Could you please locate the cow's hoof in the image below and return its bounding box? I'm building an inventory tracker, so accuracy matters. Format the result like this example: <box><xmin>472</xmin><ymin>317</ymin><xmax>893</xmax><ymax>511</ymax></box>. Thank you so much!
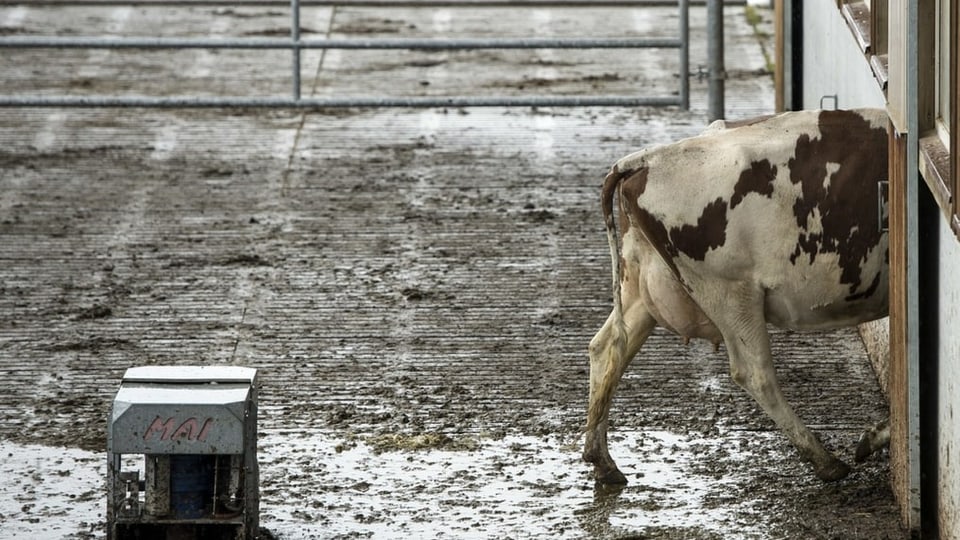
<box><xmin>855</xmin><ymin>420</ymin><xmax>890</xmax><ymax>462</ymax></box>
<box><xmin>594</xmin><ymin>466</ymin><xmax>628</xmax><ymax>485</ymax></box>
<box><xmin>854</xmin><ymin>434</ymin><xmax>874</xmax><ymax>463</ymax></box>
<box><xmin>815</xmin><ymin>459</ymin><xmax>851</xmax><ymax>482</ymax></box>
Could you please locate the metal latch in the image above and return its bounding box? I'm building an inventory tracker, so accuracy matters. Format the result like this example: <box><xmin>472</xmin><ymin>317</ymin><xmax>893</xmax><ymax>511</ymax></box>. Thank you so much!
<box><xmin>878</xmin><ymin>180</ymin><xmax>889</xmax><ymax>233</ymax></box>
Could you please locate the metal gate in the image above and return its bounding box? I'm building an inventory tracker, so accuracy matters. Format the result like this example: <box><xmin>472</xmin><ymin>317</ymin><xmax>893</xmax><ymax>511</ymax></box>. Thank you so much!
<box><xmin>0</xmin><ymin>0</ymin><xmax>690</xmax><ymax>108</ymax></box>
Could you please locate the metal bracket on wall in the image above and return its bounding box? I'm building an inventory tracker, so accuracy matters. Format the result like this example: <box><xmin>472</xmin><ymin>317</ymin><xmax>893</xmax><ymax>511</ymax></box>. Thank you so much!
<box><xmin>878</xmin><ymin>179</ymin><xmax>889</xmax><ymax>233</ymax></box>
<box><xmin>819</xmin><ymin>94</ymin><xmax>838</xmax><ymax>110</ymax></box>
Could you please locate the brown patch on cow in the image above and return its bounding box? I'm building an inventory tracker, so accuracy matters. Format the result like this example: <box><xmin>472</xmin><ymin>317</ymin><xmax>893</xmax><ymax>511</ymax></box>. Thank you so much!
<box><xmin>617</xmin><ymin>168</ymin><xmax>649</xmax><ymax>240</ymax></box>
<box><xmin>731</xmin><ymin>159</ymin><xmax>777</xmax><ymax>209</ymax></box>
<box><xmin>668</xmin><ymin>197</ymin><xmax>728</xmax><ymax>261</ymax></box>
<box><xmin>846</xmin><ymin>271</ymin><xmax>881</xmax><ymax>302</ymax></box>
<box><xmin>618</xmin><ymin>168</ymin><xmax>684</xmax><ymax>282</ymax></box>
<box><xmin>787</xmin><ymin>109</ymin><xmax>888</xmax><ymax>300</ymax></box>
<box><xmin>619</xmin><ymin>169</ymin><xmax>665</xmax><ymax>241</ymax></box>
<box><xmin>618</xmin><ymin>168</ymin><xmax>728</xmax><ymax>281</ymax></box>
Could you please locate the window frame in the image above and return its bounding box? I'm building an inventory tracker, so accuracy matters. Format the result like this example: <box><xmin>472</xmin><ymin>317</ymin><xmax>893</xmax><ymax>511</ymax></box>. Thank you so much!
<box><xmin>916</xmin><ymin>0</ymin><xmax>959</xmax><ymax>242</ymax></box>
<box><xmin>952</xmin><ymin>0</ymin><xmax>960</xmax><ymax>236</ymax></box>
<box><xmin>839</xmin><ymin>0</ymin><xmax>890</xmax><ymax>91</ymax></box>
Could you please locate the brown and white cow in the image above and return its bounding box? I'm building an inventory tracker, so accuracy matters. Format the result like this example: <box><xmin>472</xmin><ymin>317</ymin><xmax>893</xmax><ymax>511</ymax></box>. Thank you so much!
<box><xmin>584</xmin><ymin>108</ymin><xmax>890</xmax><ymax>484</ymax></box>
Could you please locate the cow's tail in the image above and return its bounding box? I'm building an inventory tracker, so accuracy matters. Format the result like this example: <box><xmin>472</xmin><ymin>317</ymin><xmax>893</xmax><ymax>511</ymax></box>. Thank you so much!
<box><xmin>601</xmin><ymin>166</ymin><xmax>627</xmax><ymax>345</ymax></box>
<box><xmin>586</xmin><ymin>165</ymin><xmax>631</xmax><ymax>432</ymax></box>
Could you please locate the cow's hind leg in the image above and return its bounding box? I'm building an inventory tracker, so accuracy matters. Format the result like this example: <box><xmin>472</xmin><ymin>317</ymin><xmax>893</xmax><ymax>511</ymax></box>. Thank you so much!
<box><xmin>710</xmin><ymin>284</ymin><xmax>851</xmax><ymax>481</ymax></box>
<box><xmin>583</xmin><ymin>302</ymin><xmax>656</xmax><ymax>485</ymax></box>
<box><xmin>855</xmin><ymin>418</ymin><xmax>890</xmax><ymax>462</ymax></box>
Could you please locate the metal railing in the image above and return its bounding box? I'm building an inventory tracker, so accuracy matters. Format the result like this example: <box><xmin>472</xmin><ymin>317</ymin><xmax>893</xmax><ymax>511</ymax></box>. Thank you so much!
<box><xmin>0</xmin><ymin>0</ymin><xmax>691</xmax><ymax>108</ymax></box>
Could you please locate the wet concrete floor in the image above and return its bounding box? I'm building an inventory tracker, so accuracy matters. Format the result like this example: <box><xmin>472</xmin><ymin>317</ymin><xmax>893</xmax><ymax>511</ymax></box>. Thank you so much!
<box><xmin>0</xmin><ymin>2</ymin><xmax>904</xmax><ymax>539</ymax></box>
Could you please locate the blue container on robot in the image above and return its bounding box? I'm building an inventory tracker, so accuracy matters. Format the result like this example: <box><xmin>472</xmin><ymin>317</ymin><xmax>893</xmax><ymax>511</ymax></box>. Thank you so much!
<box><xmin>169</xmin><ymin>455</ymin><xmax>215</xmax><ymax>518</ymax></box>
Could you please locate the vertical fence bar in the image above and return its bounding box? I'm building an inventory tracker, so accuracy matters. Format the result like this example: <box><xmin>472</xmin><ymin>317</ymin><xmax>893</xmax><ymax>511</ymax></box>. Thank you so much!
<box><xmin>291</xmin><ymin>0</ymin><xmax>301</xmax><ymax>101</ymax></box>
<box><xmin>678</xmin><ymin>0</ymin><xmax>689</xmax><ymax>109</ymax></box>
<box><xmin>706</xmin><ymin>0</ymin><xmax>724</xmax><ymax>120</ymax></box>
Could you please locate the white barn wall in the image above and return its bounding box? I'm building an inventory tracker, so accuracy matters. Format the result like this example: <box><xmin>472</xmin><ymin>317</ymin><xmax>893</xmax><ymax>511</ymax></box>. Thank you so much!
<box><xmin>937</xmin><ymin>219</ymin><xmax>960</xmax><ymax>538</ymax></box>
<box><xmin>799</xmin><ymin>0</ymin><xmax>890</xmax><ymax>395</ymax></box>
<box><xmin>801</xmin><ymin>0</ymin><xmax>886</xmax><ymax>110</ymax></box>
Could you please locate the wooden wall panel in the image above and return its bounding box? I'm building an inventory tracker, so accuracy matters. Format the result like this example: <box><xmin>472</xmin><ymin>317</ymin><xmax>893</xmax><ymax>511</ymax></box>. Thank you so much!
<box><xmin>888</xmin><ymin>125</ymin><xmax>918</xmax><ymax>528</ymax></box>
<box><xmin>886</xmin><ymin>0</ymin><xmax>907</xmax><ymax>131</ymax></box>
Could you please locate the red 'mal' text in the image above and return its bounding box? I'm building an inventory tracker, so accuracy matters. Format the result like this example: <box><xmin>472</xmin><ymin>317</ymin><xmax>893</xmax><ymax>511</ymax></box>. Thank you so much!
<box><xmin>143</xmin><ymin>416</ymin><xmax>214</xmax><ymax>442</ymax></box>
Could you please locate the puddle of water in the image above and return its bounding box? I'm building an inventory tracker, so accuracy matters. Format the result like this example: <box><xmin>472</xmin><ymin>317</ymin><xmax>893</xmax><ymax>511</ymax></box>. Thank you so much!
<box><xmin>0</xmin><ymin>440</ymin><xmax>104</xmax><ymax>539</ymax></box>
<box><xmin>258</xmin><ymin>430</ymin><xmax>775</xmax><ymax>539</ymax></box>
<box><xmin>0</xmin><ymin>429</ymin><xmax>777</xmax><ymax>539</ymax></box>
